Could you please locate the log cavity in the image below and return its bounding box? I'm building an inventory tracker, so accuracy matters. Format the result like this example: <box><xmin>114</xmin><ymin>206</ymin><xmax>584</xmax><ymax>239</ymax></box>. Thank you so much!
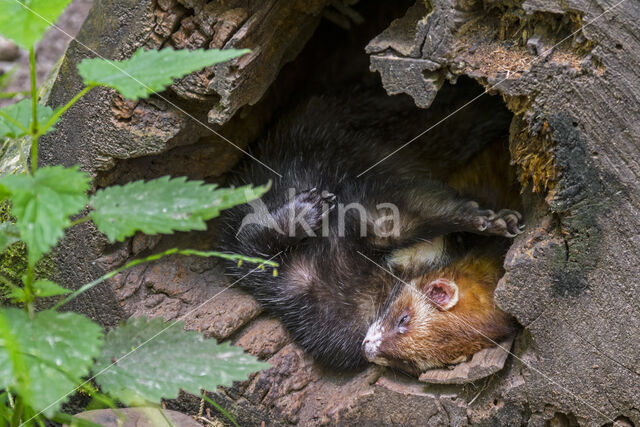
<box><xmin>105</xmin><ymin>0</ymin><xmax>525</xmax><ymax>406</ymax></box>
<box><xmin>208</xmin><ymin>0</ymin><xmax>523</xmax><ymax>385</ymax></box>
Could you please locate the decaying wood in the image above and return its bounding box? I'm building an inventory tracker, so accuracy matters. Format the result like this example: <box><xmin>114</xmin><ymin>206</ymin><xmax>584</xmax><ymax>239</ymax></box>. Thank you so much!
<box><xmin>419</xmin><ymin>337</ymin><xmax>515</xmax><ymax>385</ymax></box>
<box><xmin>33</xmin><ymin>0</ymin><xmax>640</xmax><ymax>424</ymax></box>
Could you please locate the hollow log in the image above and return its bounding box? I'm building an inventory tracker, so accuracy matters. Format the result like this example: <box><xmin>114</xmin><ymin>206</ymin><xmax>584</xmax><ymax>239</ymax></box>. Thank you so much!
<box><xmin>36</xmin><ymin>0</ymin><xmax>640</xmax><ymax>424</ymax></box>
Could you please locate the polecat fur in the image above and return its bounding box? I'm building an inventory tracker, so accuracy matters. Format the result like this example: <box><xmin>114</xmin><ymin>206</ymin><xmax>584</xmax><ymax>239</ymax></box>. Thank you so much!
<box><xmin>218</xmin><ymin>85</ymin><xmax>522</xmax><ymax>370</ymax></box>
<box><xmin>363</xmin><ymin>139</ymin><xmax>521</xmax><ymax>373</ymax></box>
<box><xmin>363</xmin><ymin>249</ymin><xmax>517</xmax><ymax>373</ymax></box>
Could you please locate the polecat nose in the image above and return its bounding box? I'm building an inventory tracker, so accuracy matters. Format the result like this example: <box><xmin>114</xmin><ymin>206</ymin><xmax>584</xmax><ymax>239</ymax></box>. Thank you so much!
<box><xmin>362</xmin><ymin>339</ymin><xmax>376</xmax><ymax>360</ymax></box>
<box><xmin>363</xmin><ymin>321</ymin><xmax>384</xmax><ymax>360</ymax></box>
<box><xmin>362</xmin><ymin>335</ymin><xmax>382</xmax><ymax>361</ymax></box>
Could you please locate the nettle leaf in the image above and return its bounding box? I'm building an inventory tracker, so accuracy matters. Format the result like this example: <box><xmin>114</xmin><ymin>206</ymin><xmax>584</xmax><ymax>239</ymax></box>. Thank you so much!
<box><xmin>6</xmin><ymin>280</ymin><xmax>69</xmax><ymax>303</ymax></box>
<box><xmin>77</xmin><ymin>47</ymin><xmax>249</xmax><ymax>100</ymax></box>
<box><xmin>4</xmin><ymin>287</ymin><xmax>26</xmax><ymax>303</ymax></box>
<box><xmin>0</xmin><ymin>222</ymin><xmax>20</xmax><ymax>251</ymax></box>
<box><xmin>0</xmin><ymin>0</ymin><xmax>73</xmax><ymax>50</ymax></box>
<box><xmin>0</xmin><ymin>308</ymin><xmax>103</xmax><ymax>417</ymax></box>
<box><xmin>89</xmin><ymin>176</ymin><xmax>268</xmax><ymax>242</ymax></box>
<box><xmin>32</xmin><ymin>279</ymin><xmax>70</xmax><ymax>297</ymax></box>
<box><xmin>0</xmin><ymin>166</ymin><xmax>90</xmax><ymax>264</ymax></box>
<box><xmin>94</xmin><ymin>317</ymin><xmax>269</xmax><ymax>406</ymax></box>
<box><xmin>0</xmin><ymin>99</ymin><xmax>56</xmax><ymax>139</ymax></box>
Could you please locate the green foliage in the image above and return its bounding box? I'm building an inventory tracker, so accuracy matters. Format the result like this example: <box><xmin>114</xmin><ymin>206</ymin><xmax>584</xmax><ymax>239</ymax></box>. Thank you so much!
<box><xmin>0</xmin><ymin>0</ymin><xmax>73</xmax><ymax>49</ymax></box>
<box><xmin>90</xmin><ymin>177</ymin><xmax>268</xmax><ymax>242</ymax></box>
<box><xmin>0</xmin><ymin>308</ymin><xmax>103</xmax><ymax>417</ymax></box>
<box><xmin>0</xmin><ymin>166</ymin><xmax>90</xmax><ymax>265</ymax></box>
<box><xmin>94</xmin><ymin>317</ymin><xmax>269</xmax><ymax>406</ymax></box>
<box><xmin>0</xmin><ymin>240</ymin><xmax>57</xmax><ymax>304</ymax></box>
<box><xmin>78</xmin><ymin>47</ymin><xmax>249</xmax><ymax>100</ymax></box>
<box><xmin>0</xmin><ymin>2</ymin><xmax>268</xmax><ymax>425</ymax></box>
<box><xmin>31</xmin><ymin>279</ymin><xmax>70</xmax><ymax>297</ymax></box>
<box><xmin>0</xmin><ymin>99</ymin><xmax>55</xmax><ymax>139</ymax></box>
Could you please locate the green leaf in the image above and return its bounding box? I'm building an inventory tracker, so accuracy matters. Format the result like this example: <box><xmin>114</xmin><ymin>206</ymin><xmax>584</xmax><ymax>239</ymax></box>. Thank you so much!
<box><xmin>89</xmin><ymin>177</ymin><xmax>268</xmax><ymax>242</ymax></box>
<box><xmin>4</xmin><ymin>279</ymin><xmax>67</xmax><ymax>303</ymax></box>
<box><xmin>0</xmin><ymin>99</ymin><xmax>55</xmax><ymax>138</ymax></box>
<box><xmin>4</xmin><ymin>287</ymin><xmax>26</xmax><ymax>303</ymax></box>
<box><xmin>0</xmin><ymin>166</ymin><xmax>90</xmax><ymax>264</ymax></box>
<box><xmin>0</xmin><ymin>308</ymin><xmax>104</xmax><ymax>417</ymax></box>
<box><xmin>94</xmin><ymin>317</ymin><xmax>269</xmax><ymax>406</ymax></box>
<box><xmin>77</xmin><ymin>47</ymin><xmax>249</xmax><ymax>100</ymax></box>
<box><xmin>0</xmin><ymin>222</ymin><xmax>20</xmax><ymax>251</ymax></box>
<box><xmin>32</xmin><ymin>279</ymin><xmax>70</xmax><ymax>297</ymax></box>
<box><xmin>0</xmin><ymin>0</ymin><xmax>73</xmax><ymax>50</ymax></box>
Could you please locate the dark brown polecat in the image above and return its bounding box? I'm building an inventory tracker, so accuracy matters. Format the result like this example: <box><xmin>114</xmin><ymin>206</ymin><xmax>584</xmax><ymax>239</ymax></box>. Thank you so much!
<box><xmin>218</xmin><ymin>84</ymin><xmax>523</xmax><ymax>370</ymax></box>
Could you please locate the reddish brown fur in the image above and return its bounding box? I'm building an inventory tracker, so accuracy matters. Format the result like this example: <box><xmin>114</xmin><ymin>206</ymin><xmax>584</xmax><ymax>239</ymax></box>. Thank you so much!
<box><xmin>372</xmin><ymin>252</ymin><xmax>516</xmax><ymax>373</ymax></box>
<box><xmin>366</xmin><ymin>138</ymin><xmax>521</xmax><ymax>373</ymax></box>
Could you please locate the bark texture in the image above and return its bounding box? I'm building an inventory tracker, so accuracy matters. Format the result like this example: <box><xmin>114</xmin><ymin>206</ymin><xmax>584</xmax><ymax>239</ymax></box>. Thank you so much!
<box><xmin>34</xmin><ymin>0</ymin><xmax>640</xmax><ymax>425</ymax></box>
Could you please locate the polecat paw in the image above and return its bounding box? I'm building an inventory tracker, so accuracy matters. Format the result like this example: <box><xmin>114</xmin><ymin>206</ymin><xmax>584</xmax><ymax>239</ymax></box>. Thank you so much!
<box><xmin>466</xmin><ymin>202</ymin><xmax>524</xmax><ymax>238</ymax></box>
<box><xmin>294</xmin><ymin>188</ymin><xmax>336</xmax><ymax>231</ymax></box>
<box><xmin>478</xmin><ymin>209</ymin><xmax>524</xmax><ymax>237</ymax></box>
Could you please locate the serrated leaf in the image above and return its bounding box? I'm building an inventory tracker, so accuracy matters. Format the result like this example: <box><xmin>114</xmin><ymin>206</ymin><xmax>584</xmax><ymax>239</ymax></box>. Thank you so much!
<box><xmin>77</xmin><ymin>47</ymin><xmax>249</xmax><ymax>101</ymax></box>
<box><xmin>0</xmin><ymin>166</ymin><xmax>90</xmax><ymax>264</ymax></box>
<box><xmin>0</xmin><ymin>222</ymin><xmax>20</xmax><ymax>251</ymax></box>
<box><xmin>94</xmin><ymin>317</ymin><xmax>269</xmax><ymax>405</ymax></box>
<box><xmin>89</xmin><ymin>176</ymin><xmax>268</xmax><ymax>242</ymax></box>
<box><xmin>32</xmin><ymin>279</ymin><xmax>70</xmax><ymax>297</ymax></box>
<box><xmin>7</xmin><ymin>280</ymin><xmax>70</xmax><ymax>303</ymax></box>
<box><xmin>0</xmin><ymin>308</ymin><xmax>103</xmax><ymax>417</ymax></box>
<box><xmin>0</xmin><ymin>99</ymin><xmax>56</xmax><ymax>138</ymax></box>
<box><xmin>4</xmin><ymin>286</ymin><xmax>26</xmax><ymax>303</ymax></box>
<box><xmin>0</xmin><ymin>0</ymin><xmax>73</xmax><ymax>49</ymax></box>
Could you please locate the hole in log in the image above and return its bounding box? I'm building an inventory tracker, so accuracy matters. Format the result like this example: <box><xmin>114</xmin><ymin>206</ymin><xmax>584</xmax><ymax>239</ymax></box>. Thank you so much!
<box><xmin>209</xmin><ymin>5</ymin><xmax>524</xmax><ymax>385</ymax></box>
<box><xmin>101</xmin><ymin>0</ymin><xmax>529</xmax><ymax>413</ymax></box>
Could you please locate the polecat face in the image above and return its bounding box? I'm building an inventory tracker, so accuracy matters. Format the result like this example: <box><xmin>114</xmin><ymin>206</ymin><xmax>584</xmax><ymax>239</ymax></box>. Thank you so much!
<box><xmin>362</xmin><ymin>278</ymin><xmax>461</xmax><ymax>373</ymax></box>
<box><xmin>362</xmin><ymin>255</ymin><xmax>516</xmax><ymax>374</ymax></box>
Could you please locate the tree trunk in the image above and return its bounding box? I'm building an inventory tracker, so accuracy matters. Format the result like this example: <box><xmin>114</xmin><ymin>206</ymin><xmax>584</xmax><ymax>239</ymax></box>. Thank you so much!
<box><xmin>38</xmin><ymin>0</ymin><xmax>640</xmax><ymax>425</ymax></box>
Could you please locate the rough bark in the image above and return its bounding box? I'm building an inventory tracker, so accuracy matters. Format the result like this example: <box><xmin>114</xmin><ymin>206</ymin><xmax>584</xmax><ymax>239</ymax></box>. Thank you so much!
<box><xmin>366</xmin><ymin>0</ymin><xmax>640</xmax><ymax>424</ymax></box>
<box><xmin>32</xmin><ymin>0</ymin><xmax>640</xmax><ymax>425</ymax></box>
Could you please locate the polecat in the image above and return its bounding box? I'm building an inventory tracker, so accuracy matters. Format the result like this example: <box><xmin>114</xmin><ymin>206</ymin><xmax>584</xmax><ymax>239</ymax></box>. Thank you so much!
<box><xmin>363</xmin><ymin>139</ymin><xmax>521</xmax><ymax>374</ymax></box>
<box><xmin>363</xmin><ymin>249</ymin><xmax>516</xmax><ymax>374</ymax></box>
<box><xmin>218</xmin><ymin>85</ymin><xmax>522</xmax><ymax>369</ymax></box>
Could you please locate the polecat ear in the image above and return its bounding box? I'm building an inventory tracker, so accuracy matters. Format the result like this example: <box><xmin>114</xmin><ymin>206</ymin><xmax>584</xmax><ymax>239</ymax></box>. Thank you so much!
<box><xmin>425</xmin><ymin>278</ymin><xmax>459</xmax><ymax>311</ymax></box>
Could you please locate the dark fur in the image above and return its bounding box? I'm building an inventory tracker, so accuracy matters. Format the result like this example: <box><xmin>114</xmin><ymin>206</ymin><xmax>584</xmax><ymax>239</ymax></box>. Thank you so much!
<box><xmin>218</xmin><ymin>86</ymin><xmax>518</xmax><ymax>369</ymax></box>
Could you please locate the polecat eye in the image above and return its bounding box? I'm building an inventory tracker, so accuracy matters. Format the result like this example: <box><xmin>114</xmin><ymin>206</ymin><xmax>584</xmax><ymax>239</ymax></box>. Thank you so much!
<box><xmin>397</xmin><ymin>314</ymin><xmax>410</xmax><ymax>328</ymax></box>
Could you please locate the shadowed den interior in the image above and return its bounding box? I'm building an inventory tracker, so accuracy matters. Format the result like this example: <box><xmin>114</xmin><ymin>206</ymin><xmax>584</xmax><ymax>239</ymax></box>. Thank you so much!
<box><xmin>215</xmin><ymin>0</ymin><xmax>524</xmax><ymax>378</ymax></box>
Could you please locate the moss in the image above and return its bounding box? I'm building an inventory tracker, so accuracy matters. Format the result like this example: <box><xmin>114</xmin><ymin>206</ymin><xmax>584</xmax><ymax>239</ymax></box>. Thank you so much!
<box><xmin>511</xmin><ymin>117</ymin><xmax>558</xmax><ymax>194</ymax></box>
<box><xmin>0</xmin><ymin>203</ymin><xmax>58</xmax><ymax>303</ymax></box>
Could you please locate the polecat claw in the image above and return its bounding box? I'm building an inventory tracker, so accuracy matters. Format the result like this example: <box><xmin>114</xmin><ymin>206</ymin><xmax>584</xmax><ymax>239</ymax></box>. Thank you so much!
<box><xmin>465</xmin><ymin>203</ymin><xmax>524</xmax><ymax>237</ymax></box>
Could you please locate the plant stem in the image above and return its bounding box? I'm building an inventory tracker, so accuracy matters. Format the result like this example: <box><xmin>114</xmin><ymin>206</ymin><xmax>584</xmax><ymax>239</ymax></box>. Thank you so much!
<box><xmin>23</xmin><ymin>264</ymin><xmax>34</xmax><ymax>315</ymax></box>
<box><xmin>36</xmin><ymin>85</ymin><xmax>94</xmax><ymax>137</ymax></box>
<box><xmin>28</xmin><ymin>46</ymin><xmax>38</xmax><ymax>176</ymax></box>
<box><xmin>53</xmin><ymin>248</ymin><xmax>278</xmax><ymax>310</ymax></box>
<box><xmin>10</xmin><ymin>396</ymin><xmax>22</xmax><ymax>427</ymax></box>
<box><xmin>69</xmin><ymin>216</ymin><xmax>90</xmax><ymax>228</ymax></box>
<box><xmin>0</xmin><ymin>91</ymin><xmax>30</xmax><ymax>99</ymax></box>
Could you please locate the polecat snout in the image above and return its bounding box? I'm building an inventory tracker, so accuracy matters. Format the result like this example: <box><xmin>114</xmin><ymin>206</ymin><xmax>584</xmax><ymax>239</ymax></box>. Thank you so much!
<box><xmin>363</xmin><ymin>251</ymin><xmax>517</xmax><ymax>374</ymax></box>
